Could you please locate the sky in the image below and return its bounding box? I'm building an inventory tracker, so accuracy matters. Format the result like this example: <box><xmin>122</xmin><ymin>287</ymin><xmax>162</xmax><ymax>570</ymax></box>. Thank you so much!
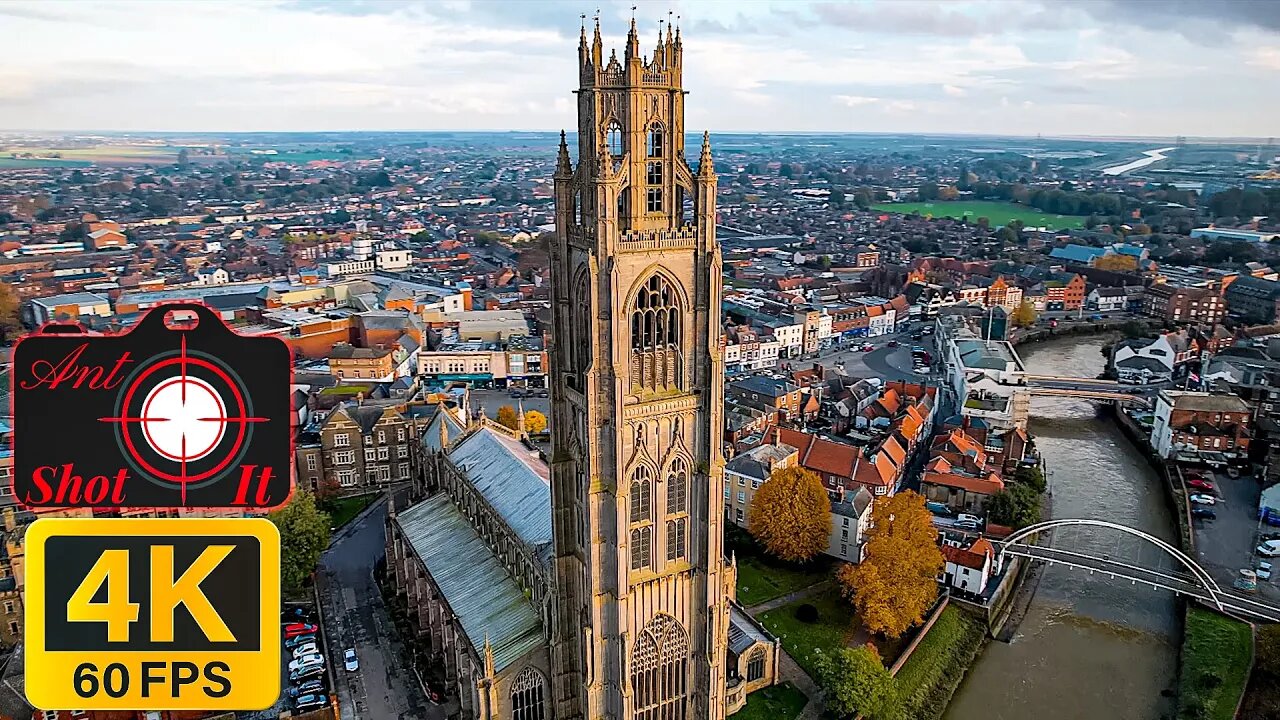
<box><xmin>2</xmin><ymin>0</ymin><xmax>1278</xmax><ymax>138</ymax></box>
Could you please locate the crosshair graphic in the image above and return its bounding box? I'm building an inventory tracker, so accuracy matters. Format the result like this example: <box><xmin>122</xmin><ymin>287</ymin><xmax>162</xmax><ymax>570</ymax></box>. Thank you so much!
<box><xmin>98</xmin><ymin>334</ymin><xmax>269</xmax><ymax>504</ymax></box>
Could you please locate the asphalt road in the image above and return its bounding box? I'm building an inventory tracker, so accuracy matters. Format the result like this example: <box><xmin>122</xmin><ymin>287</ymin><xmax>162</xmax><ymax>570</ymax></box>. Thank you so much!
<box><xmin>317</xmin><ymin>490</ymin><xmax>442</xmax><ymax>720</ymax></box>
<box><xmin>469</xmin><ymin>388</ymin><xmax>550</xmax><ymax>421</ymax></box>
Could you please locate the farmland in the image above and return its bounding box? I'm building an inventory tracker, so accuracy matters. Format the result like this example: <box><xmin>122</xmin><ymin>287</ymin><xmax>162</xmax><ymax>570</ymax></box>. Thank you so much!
<box><xmin>871</xmin><ymin>200</ymin><xmax>1088</xmax><ymax>230</ymax></box>
<box><xmin>0</xmin><ymin>144</ymin><xmax>180</xmax><ymax>167</ymax></box>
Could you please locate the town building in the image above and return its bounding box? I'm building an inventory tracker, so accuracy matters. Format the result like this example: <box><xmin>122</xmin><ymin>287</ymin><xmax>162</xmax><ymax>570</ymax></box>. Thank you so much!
<box><xmin>723</xmin><ymin>441</ymin><xmax>798</xmax><ymax>527</ymax></box>
<box><xmin>1142</xmin><ymin>284</ymin><xmax>1227</xmax><ymax>325</ymax></box>
<box><xmin>1223</xmin><ymin>274</ymin><xmax>1280</xmax><ymax>323</ymax></box>
<box><xmin>1150</xmin><ymin>390</ymin><xmax>1252</xmax><ymax>465</ymax></box>
<box><xmin>828</xmin><ymin>487</ymin><xmax>873</xmax><ymax>564</ymax></box>
<box><xmin>937</xmin><ymin>313</ymin><xmax>1030</xmax><ymax>431</ymax></box>
<box><xmin>330</xmin><ymin>343</ymin><xmax>395</xmax><ymax>382</ymax></box>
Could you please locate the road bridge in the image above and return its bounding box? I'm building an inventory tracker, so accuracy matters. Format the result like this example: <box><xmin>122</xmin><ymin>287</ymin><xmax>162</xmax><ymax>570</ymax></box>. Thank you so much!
<box><xmin>996</xmin><ymin>519</ymin><xmax>1280</xmax><ymax>623</ymax></box>
<box><xmin>1022</xmin><ymin>374</ymin><xmax>1164</xmax><ymax>404</ymax></box>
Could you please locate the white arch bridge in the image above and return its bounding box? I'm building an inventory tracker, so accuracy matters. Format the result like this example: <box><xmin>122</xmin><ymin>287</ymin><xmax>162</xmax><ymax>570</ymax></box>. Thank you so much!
<box><xmin>995</xmin><ymin>519</ymin><xmax>1280</xmax><ymax>622</ymax></box>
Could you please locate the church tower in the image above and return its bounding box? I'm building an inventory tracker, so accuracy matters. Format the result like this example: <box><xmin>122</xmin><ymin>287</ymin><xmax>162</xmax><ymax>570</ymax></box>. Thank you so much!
<box><xmin>549</xmin><ymin>15</ymin><xmax>732</xmax><ymax>720</ymax></box>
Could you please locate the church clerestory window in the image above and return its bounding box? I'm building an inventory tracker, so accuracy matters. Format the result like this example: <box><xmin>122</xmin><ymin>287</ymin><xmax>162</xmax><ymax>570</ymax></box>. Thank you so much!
<box><xmin>648</xmin><ymin>123</ymin><xmax>664</xmax><ymax>158</ymax></box>
<box><xmin>630</xmin><ymin>526</ymin><xmax>652</xmax><ymax>570</ymax></box>
<box><xmin>630</xmin><ymin>274</ymin><xmax>683</xmax><ymax>392</ymax></box>
<box><xmin>510</xmin><ymin>667</ymin><xmax>547</xmax><ymax>720</ymax></box>
<box><xmin>629</xmin><ymin>466</ymin><xmax>652</xmax><ymax>523</ymax></box>
<box><xmin>666</xmin><ymin>457</ymin><xmax>687</xmax><ymax>515</ymax></box>
<box><xmin>607</xmin><ymin>120</ymin><xmax>624</xmax><ymax>158</ymax></box>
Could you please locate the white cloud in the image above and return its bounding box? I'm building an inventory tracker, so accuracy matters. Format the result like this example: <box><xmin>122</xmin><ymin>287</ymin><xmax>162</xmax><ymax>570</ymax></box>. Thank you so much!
<box><xmin>1248</xmin><ymin>47</ymin><xmax>1280</xmax><ymax>70</ymax></box>
<box><xmin>835</xmin><ymin>95</ymin><xmax>880</xmax><ymax>107</ymax></box>
<box><xmin>943</xmin><ymin>84</ymin><xmax>966</xmax><ymax>97</ymax></box>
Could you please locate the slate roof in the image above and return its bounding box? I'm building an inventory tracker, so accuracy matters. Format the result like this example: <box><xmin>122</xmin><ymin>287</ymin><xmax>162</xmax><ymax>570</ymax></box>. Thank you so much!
<box><xmin>448</xmin><ymin>426</ymin><xmax>553</xmax><ymax>559</ymax></box>
<box><xmin>422</xmin><ymin>407</ymin><xmax>467</xmax><ymax>452</ymax></box>
<box><xmin>1048</xmin><ymin>244</ymin><xmax>1104</xmax><ymax>263</ymax></box>
<box><xmin>396</xmin><ymin>494</ymin><xmax>544</xmax><ymax>672</ymax></box>
<box><xmin>727</xmin><ymin>602</ymin><xmax>775</xmax><ymax>656</ymax></box>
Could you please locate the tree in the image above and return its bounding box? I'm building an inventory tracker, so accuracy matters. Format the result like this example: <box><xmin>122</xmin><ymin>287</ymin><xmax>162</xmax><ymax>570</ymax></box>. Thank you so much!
<box><xmin>996</xmin><ymin>226</ymin><xmax>1017</xmax><ymax>246</ymax></box>
<box><xmin>524</xmin><ymin>409</ymin><xmax>547</xmax><ymax>434</ymax></box>
<box><xmin>1094</xmin><ymin>253</ymin><xmax>1138</xmax><ymax>271</ymax></box>
<box><xmin>1011</xmin><ymin>300</ymin><xmax>1038</xmax><ymax>328</ymax></box>
<box><xmin>987</xmin><ymin>483</ymin><xmax>1041</xmax><ymax>528</ymax></box>
<box><xmin>816</xmin><ymin>646</ymin><xmax>900</xmax><ymax>720</ymax></box>
<box><xmin>496</xmin><ymin>405</ymin><xmax>519</xmax><ymax>431</ymax></box>
<box><xmin>841</xmin><ymin>490</ymin><xmax>943</xmax><ymax>638</ymax></box>
<box><xmin>1012</xmin><ymin>465</ymin><xmax>1047</xmax><ymax>494</ymax></box>
<box><xmin>976</xmin><ymin>216</ymin><xmax>990</xmax><ymax>230</ymax></box>
<box><xmin>829</xmin><ymin>188</ymin><xmax>846</xmax><ymax>208</ymax></box>
<box><xmin>268</xmin><ymin>491</ymin><xmax>332</xmax><ymax>593</ymax></box>
<box><xmin>0</xmin><ymin>282</ymin><xmax>20</xmax><ymax>340</ymax></box>
<box><xmin>747</xmin><ymin>466</ymin><xmax>832</xmax><ymax>563</ymax></box>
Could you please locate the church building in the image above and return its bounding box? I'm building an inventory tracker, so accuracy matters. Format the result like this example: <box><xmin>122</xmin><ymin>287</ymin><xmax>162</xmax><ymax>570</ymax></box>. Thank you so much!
<box><xmin>385</xmin><ymin>17</ymin><xmax>780</xmax><ymax>720</ymax></box>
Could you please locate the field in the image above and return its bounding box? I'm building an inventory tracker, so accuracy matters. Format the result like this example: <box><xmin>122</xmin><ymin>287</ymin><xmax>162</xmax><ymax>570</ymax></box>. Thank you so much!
<box><xmin>757</xmin><ymin>588</ymin><xmax>855</xmax><ymax>681</ymax></box>
<box><xmin>1177</xmin><ymin>606</ymin><xmax>1252</xmax><ymax>720</ymax></box>
<box><xmin>871</xmin><ymin>200</ymin><xmax>1087</xmax><ymax>230</ymax></box>
<box><xmin>228</xmin><ymin>148</ymin><xmax>355</xmax><ymax>163</ymax></box>
<box><xmin>1</xmin><ymin>144</ymin><xmax>180</xmax><ymax>167</ymax></box>
<box><xmin>735</xmin><ymin>555</ymin><xmax>830</xmax><ymax>607</ymax></box>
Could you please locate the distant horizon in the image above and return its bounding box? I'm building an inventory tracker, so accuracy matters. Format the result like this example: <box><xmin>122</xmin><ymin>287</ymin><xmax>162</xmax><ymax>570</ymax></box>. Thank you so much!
<box><xmin>1</xmin><ymin>128</ymin><xmax>1273</xmax><ymax>146</ymax></box>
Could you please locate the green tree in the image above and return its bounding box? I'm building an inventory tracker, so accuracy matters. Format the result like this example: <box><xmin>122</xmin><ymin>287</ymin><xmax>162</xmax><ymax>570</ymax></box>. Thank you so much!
<box><xmin>830</xmin><ymin>188</ymin><xmax>846</xmax><ymax>208</ymax></box>
<box><xmin>987</xmin><ymin>483</ymin><xmax>1041</xmax><ymax>528</ymax></box>
<box><xmin>996</xmin><ymin>226</ymin><xmax>1018</xmax><ymax>246</ymax></box>
<box><xmin>1012</xmin><ymin>465</ymin><xmax>1047</xmax><ymax>494</ymax></box>
<box><xmin>269</xmin><ymin>491</ymin><xmax>332</xmax><ymax>593</ymax></box>
<box><xmin>976</xmin><ymin>216</ymin><xmax>990</xmax><ymax>230</ymax></box>
<box><xmin>816</xmin><ymin>646</ymin><xmax>900</xmax><ymax>720</ymax></box>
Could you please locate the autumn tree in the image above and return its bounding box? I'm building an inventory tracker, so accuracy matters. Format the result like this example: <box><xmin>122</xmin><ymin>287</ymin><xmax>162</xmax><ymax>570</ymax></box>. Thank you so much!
<box><xmin>524</xmin><ymin>409</ymin><xmax>547</xmax><ymax>434</ymax></box>
<box><xmin>840</xmin><ymin>490</ymin><xmax>943</xmax><ymax>638</ymax></box>
<box><xmin>0</xmin><ymin>282</ymin><xmax>20</xmax><ymax>340</ymax></box>
<box><xmin>817</xmin><ymin>645</ymin><xmax>900</xmax><ymax>720</ymax></box>
<box><xmin>747</xmin><ymin>466</ymin><xmax>832</xmax><ymax>563</ymax></box>
<box><xmin>269</xmin><ymin>491</ymin><xmax>332</xmax><ymax>593</ymax></box>
<box><xmin>1094</xmin><ymin>253</ymin><xmax>1138</xmax><ymax>271</ymax></box>
<box><xmin>1011</xmin><ymin>300</ymin><xmax>1038</xmax><ymax>328</ymax></box>
<box><xmin>496</xmin><ymin>405</ymin><xmax>519</xmax><ymax>431</ymax></box>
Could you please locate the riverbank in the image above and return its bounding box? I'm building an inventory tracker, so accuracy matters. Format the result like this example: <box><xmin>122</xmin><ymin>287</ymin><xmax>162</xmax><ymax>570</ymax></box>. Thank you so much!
<box><xmin>893</xmin><ymin>606</ymin><xmax>989</xmax><ymax>720</ymax></box>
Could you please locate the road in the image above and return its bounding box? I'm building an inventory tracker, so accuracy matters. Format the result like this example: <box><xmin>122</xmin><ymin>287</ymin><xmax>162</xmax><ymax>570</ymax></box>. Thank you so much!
<box><xmin>469</xmin><ymin>388</ymin><xmax>550</xmax><ymax>421</ymax></box>
<box><xmin>316</xmin><ymin>490</ymin><xmax>441</xmax><ymax>720</ymax></box>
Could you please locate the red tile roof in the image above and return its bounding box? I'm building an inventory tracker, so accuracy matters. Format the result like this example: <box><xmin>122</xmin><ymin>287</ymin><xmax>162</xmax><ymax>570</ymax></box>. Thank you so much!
<box><xmin>922</xmin><ymin>470</ymin><xmax>1005</xmax><ymax>496</ymax></box>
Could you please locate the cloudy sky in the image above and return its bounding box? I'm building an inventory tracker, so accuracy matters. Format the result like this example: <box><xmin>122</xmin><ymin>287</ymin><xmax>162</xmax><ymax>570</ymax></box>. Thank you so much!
<box><xmin>2</xmin><ymin>0</ymin><xmax>1277</xmax><ymax>138</ymax></box>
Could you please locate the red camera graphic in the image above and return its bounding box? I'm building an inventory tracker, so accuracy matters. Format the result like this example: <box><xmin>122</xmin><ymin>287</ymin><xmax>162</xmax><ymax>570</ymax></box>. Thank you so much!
<box><xmin>12</xmin><ymin>303</ymin><xmax>291</xmax><ymax>509</ymax></box>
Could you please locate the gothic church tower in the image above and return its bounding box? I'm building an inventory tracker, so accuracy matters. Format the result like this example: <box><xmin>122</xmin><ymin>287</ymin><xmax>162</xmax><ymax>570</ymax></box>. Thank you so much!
<box><xmin>548</xmin><ymin>16</ymin><xmax>733</xmax><ymax>720</ymax></box>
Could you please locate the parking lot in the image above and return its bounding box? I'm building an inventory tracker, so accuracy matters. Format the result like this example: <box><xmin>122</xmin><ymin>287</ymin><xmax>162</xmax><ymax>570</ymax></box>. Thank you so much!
<box><xmin>469</xmin><ymin>388</ymin><xmax>549</xmax><ymax>421</ymax></box>
<box><xmin>1185</xmin><ymin>468</ymin><xmax>1280</xmax><ymax>599</ymax></box>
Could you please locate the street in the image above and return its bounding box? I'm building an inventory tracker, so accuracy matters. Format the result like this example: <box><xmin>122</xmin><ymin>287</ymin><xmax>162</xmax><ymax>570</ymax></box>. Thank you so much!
<box><xmin>469</xmin><ymin>388</ymin><xmax>550</xmax><ymax>420</ymax></box>
<box><xmin>316</xmin><ymin>490</ymin><xmax>441</xmax><ymax>720</ymax></box>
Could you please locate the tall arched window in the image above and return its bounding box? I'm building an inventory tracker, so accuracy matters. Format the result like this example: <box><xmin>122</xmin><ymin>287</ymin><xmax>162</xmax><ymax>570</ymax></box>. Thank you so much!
<box><xmin>648</xmin><ymin>123</ymin><xmax>664</xmax><ymax>158</ymax></box>
<box><xmin>746</xmin><ymin>648</ymin><xmax>766</xmax><ymax>682</ymax></box>
<box><xmin>630</xmin><ymin>274</ymin><xmax>683</xmax><ymax>392</ymax></box>
<box><xmin>666</xmin><ymin>457</ymin><xmax>687</xmax><ymax>515</ymax></box>
<box><xmin>607</xmin><ymin>120</ymin><xmax>624</xmax><ymax>158</ymax></box>
<box><xmin>630</xmin><ymin>526</ymin><xmax>652</xmax><ymax>570</ymax></box>
<box><xmin>630</xmin><ymin>614</ymin><xmax>689</xmax><ymax>720</ymax></box>
<box><xmin>511</xmin><ymin>667</ymin><xmax>546</xmax><ymax>720</ymax></box>
<box><xmin>571</xmin><ymin>267</ymin><xmax>592</xmax><ymax>386</ymax></box>
<box><xmin>665</xmin><ymin>517</ymin><xmax>686</xmax><ymax>561</ymax></box>
<box><xmin>629</xmin><ymin>466</ymin><xmax>652</xmax><ymax>523</ymax></box>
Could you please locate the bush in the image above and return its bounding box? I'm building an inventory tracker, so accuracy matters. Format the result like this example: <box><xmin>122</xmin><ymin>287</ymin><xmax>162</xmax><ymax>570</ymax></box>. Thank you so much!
<box><xmin>795</xmin><ymin>604</ymin><xmax>819</xmax><ymax>623</ymax></box>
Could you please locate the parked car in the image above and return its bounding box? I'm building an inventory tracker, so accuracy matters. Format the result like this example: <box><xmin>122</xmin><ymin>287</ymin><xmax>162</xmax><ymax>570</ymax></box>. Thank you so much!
<box><xmin>1257</xmin><ymin>540</ymin><xmax>1280</xmax><ymax>557</ymax></box>
<box><xmin>536</xmin><ymin>389</ymin><xmax>549</xmax><ymax>398</ymax></box>
<box><xmin>285</xmin><ymin>632</ymin><xmax>317</xmax><ymax>650</ymax></box>
<box><xmin>887</xmin><ymin>340</ymin><xmax>899</xmax><ymax>348</ymax></box>
<box><xmin>861</xmin><ymin>343</ymin><xmax>875</xmax><ymax>352</ymax></box>
<box><xmin>290</xmin><ymin>680</ymin><xmax>326</xmax><ymax>697</ymax></box>
<box><xmin>296</xmin><ymin>694</ymin><xmax>328</xmax><ymax>711</ymax></box>
<box><xmin>1187</xmin><ymin>478</ymin><xmax>1215</xmax><ymax>492</ymax></box>
<box><xmin>284</xmin><ymin>623</ymin><xmax>318</xmax><ymax>638</ymax></box>
<box><xmin>954</xmin><ymin>520</ymin><xmax>981</xmax><ymax>531</ymax></box>
<box><xmin>289</xmin><ymin>655</ymin><xmax>325</xmax><ymax>673</ymax></box>
<box><xmin>1259</xmin><ymin>562</ymin><xmax>1273</xmax><ymax>581</ymax></box>
<box><xmin>510</xmin><ymin>389</ymin><xmax>525</xmax><ymax>399</ymax></box>
<box><xmin>957</xmin><ymin>513</ymin><xmax>982</xmax><ymax>525</ymax></box>
<box><xmin>289</xmin><ymin>665</ymin><xmax>325</xmax><ymax>683</ymax></box>
<box><xmin>1191</xmin><ymin>507</ymin><xmax>1216</xmax><ymax>520</ymax></box>
<box><xmin>1189</xmin><ymin>494</ymin><xmax>1216</xmax><ymax>506</ymax></box>
<box><xmin>1261</xmin><ymin>532</ymin><xmax>1280</xmax><ymax>543</ymax></box>
<box><xmin>292</xmin><ymin>643</ymin><xmax>320</xmax><ymax>660</ymax></box>
<box><xmin>926</xmin><ymin>501</ymin><xmax>953</xmax><ymax>517</ymax></box>
<box><xmin>344</xmin><ymin>648</ymin><xmax>359</xmax><ymax>672</ymax></box>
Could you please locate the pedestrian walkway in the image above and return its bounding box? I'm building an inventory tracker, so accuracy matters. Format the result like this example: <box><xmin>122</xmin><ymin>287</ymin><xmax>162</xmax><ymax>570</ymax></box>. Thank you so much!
<box><xmin>776</xmin><ymin>650</ymin><xmax>826</xmax><ymax>720</ymax></box>
<box><xmin>745</xmin><ymin>579</ymin><xmax>833</xmax><ymax>615</ymax></box>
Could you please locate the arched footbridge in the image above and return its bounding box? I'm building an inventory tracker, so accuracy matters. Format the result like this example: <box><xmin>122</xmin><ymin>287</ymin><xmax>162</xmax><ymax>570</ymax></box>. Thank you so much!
<box><xmin>996</xmin><ymin>518</ymin><xmax>1280</xmax><ymax>622</ymax></box>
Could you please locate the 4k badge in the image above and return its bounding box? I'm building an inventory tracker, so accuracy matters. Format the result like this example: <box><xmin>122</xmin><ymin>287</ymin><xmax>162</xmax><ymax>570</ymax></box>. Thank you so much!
<box><xmin>13</xmin><ymin>303</ymin><xmax>291</xmax><ymax>508</ymax></box>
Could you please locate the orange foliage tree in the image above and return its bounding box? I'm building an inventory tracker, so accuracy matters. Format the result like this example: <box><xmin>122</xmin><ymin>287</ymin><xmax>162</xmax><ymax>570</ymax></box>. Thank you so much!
<box><xmin>839</xmin><ymin>490</ymin><xmax>943</xmax><ymax>638</ymax></box>
<box><xmin>1094</xmin><ymin>253</ymin><xmax>1138</xmax><ymax>271</ymax></box>
<box><xmin>524</xmin><ymin>409</ymin><xmax>548</xmax><ymax>434</ymax></box>
<box><xmin>747</xmin><ymin>465</ymin><xmax>832</xmax><ymax>563</ymax></box>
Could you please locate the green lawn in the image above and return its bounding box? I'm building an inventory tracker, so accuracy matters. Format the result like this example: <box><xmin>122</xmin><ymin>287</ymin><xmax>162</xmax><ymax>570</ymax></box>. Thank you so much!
<box><xmin>322</xmin><ymin>493</ymin><xmax>378</xmax><ymax>529</ymax></box>
<box><xmin>1178</xmin><ymin>606</ymin><xmax>1253</xmax><ymax>720</ymax></box>
<box><xmin>758</xmin><ymin>588</ymin><xmax>855</xmax><ymax>681</ymax></box>
<box><xmin>736</xmin><ymin>555</ymin><xmax>830</xmax><ymax>607</ymax></box>
<box><xmin>871</xmin><ymin>200</ymin><xmax>1087</xmax><ymax>230</ymax></box>
<box><xmin>894</xmin><ymin>606</ymin><xmax>989</xmax><ymax>720</ymax></box>
<box><xmin>730</xmin><ymin>682</ymin><xmax>807</xmax><ymax>720</ymax></box>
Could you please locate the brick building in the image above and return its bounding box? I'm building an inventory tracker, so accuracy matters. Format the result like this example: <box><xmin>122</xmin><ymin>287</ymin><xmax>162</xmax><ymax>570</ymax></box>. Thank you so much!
<box><xmin>1150</xmin><ymin>391</ymin><xmax>1252</xmax><ymax>463</ymax></box>
<box><xmin>1142</xmin><ymin>284</ymin><xmax>1227</xmax><ymax>325</ymax></box>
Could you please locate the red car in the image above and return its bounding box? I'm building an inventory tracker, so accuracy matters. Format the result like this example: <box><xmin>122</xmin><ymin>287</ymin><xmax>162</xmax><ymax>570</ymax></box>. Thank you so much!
<box><xmin>285</xmin><ymin>623</ymin><xmax>318</xmax><ymax>639</ymax></box>
<box><xmin>1188</xmin><ymin>478</ymin><xmax>1215</xmax><ymax>492</ymax></box>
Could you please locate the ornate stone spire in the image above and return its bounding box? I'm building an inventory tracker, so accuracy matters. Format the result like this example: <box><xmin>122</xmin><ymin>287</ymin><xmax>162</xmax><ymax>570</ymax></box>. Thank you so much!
<box><xmin>438</xmin><ymin>410</ymin><xmax>449</xmax><ymax>449</ymax></box>
<box><xmin>517</xmin><ymin>399</ymin><xmax>527</xmax><ymax>437</ymax></box>
<box><xmin>556</xmin><ymin>130</ymin><xmax>572</xmax><ymax>179</ymax></box>
<box><xmin>483</xmin><ymin>633</ymin><xmax>495</xmax><ymax>678</ymax></box>
<box><xmin>579</xmin><ymin>15</ymin><xmax>589</xmax><ymax>65</ymax></box>
<box><xmin>626</xmin><ymin>12</ymin><xmax>640</xmax><ymax>61</ymax></box>
<box><xmin>654</xmin><ymin>20</ymin><xmax>665</xmax><ymax>66</ymax></box>
<box><xmin>591</xmin><ymin>14</ymin><xmax>603</xmax><ymax>68</ymax></box>
<box><xmin>698</xmin><ymin>131</ymin><xmax>714</xmax><ymax>177</ymax></box>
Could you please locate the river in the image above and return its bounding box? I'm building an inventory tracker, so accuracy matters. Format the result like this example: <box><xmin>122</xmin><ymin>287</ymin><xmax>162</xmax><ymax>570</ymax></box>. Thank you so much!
<box><xmin>1101</xmin><ymin>147</ymin><xmax>1177</xmax><ymax>176</ymax></box>
<box><xmin>945</xmin><ymin>336</ymin><xmax>1179</xmax><ymax>720</ymax></box>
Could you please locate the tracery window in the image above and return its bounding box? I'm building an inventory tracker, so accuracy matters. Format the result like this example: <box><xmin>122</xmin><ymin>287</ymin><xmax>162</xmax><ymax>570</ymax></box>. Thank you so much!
<box><xmin>629</xmin><ymin>466</ymin><xmax>652</xmax><ymax>523</ymax></box>
<box><xmin>510</xmin><ymin>667</ymin><xmax>546</xmax><ymax>720</ymax></box>
<box><xmin>665</xmin><ymin>517</ymin><xmax>686</xmax><ymax>561</ymax></box>
<box><xmin>666</xmin><ymin>457</ymin><xmax>687</xmax><ymax>515</ymax></box>
<box><xmin>607</xmin><ymin>120</ymin><xmax>624</xmax><ymax>158</ymax></box>
<box><xmin>648</xmin><ymin>123</ymin><xmax>664</xmax><ymax>158</ymax></box>
<box><xmin>630</xmin><ymin>526</ymin><xmax>652</xmax><ymax>570</ymax></box>
<box><xmin>629</xmin><ymin>274</ymin><xmax>683</xmax><ymax>391</ymax></box>
<box><xmin>571</xmin><ymin>268</ymin><xmax>592</xmax><ymax>384</ymax></box>
<box><xmin>630</xmin><ymin>614</ymin><xmax>689</xmax><ymax>720</ymax></box>
<box><xmin>746</xmin><ymin>648</ymin><xmax>766</xmax><ymax>682</ymax></box>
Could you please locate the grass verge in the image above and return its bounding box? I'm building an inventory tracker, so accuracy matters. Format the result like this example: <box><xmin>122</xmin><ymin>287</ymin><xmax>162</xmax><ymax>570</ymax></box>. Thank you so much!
<box><xmin>736</xmin><ymin>554</ymin><xmax>830</xmax><ymax>607</ymax></box>
<box><xmin>1178</xmin><ymin>606</ymin><xmax>1252</xmax><ymax>720</ymax></box>
<box><xmin>758</xmin><ymin>588</ymin><xmax>854</xmax><ymax>681</ymax></box>
<box><xmin>893</xmin><ymin>606</ymin><xmax>988</xmax><ymax>720</ymax></box>
<box><xmin>322</xmin><ymin>493</ymin><xmax>378</xmax><ymax>530</ymax></box>
<box><xmin>729</xmin><ymin>682</ymin><xmax>808</xmax><ymax>720</ymax></box>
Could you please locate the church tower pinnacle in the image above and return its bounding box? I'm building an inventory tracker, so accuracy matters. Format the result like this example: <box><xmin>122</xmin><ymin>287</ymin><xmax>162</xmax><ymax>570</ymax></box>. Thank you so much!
<box><xmin>549</xmin><ymin>15</ymin><xmax>726</xmax><ymax>720</ymax></box>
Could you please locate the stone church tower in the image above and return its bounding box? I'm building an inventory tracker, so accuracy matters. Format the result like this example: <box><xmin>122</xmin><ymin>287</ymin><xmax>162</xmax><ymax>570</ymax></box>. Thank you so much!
<box><xmin>548</xmin><ymin>16</ymin><xmax>734</xmax><ymax>720</ymax></box>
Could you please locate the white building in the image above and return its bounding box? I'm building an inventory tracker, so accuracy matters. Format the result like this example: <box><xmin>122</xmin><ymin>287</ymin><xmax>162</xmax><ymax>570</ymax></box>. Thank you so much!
<box><xmin>194</xmin><ymin>266</ymin><xmax>230</xmax><ymax>285</ymax></box>
<box><xmin>723</xmin><ymin>342</ymin><xmax>742</xmax><ymax>370</ymax></box>
<box><xmin>868</xmin><ymin>307</ymin><xmax>895</xmax><ymax>337</ymax></box>
<box><xmin>321</xmin><ymin>258</ymin><xmax>376</xmax><ymax>278</ymax></box>
<box><xmin>826</xmin><ymin>488</ymin><xmax>873</xmax><ymax>563</ymax></box>
<box><xmin>939</xmin><ymin>314</ymin><xmax>1030</xmax><ymax>431</ymax></box>
<box><xmin>376</xmin><ymin>249</ymin><xmax>413</xmax><ymax>271</ymax></box>
<box><xmin>29</xmin><ymin>292</ymin><xmax>113</xmax><ymax>325</ymax></box>
<box><xmin>940</xmin><ymin>537</ymin><xmax>997</xmax><ymax>596</ymax></box>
